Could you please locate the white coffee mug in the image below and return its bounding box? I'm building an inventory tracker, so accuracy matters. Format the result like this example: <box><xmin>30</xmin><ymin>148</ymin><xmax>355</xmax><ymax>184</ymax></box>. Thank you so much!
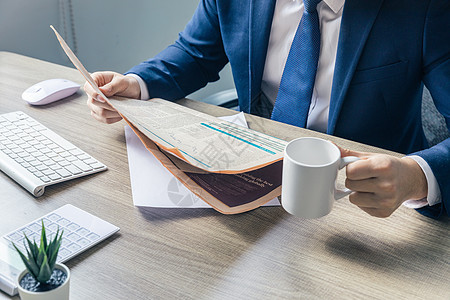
<box><xmin>281</xmin><ymin>137</ymin><xmax>359</xmax><ymax>219</ymax></box>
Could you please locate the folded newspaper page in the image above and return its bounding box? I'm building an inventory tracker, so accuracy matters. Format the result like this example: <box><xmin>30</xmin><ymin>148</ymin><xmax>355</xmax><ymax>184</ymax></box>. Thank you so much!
<box><xmin>109</xmin><ymin>97</ymin><xmax>286</xmax><ymax>173</ymax></box>
<box><xmin>51</xmin><ymin>25</ymin><xmax>285</xmax><ymax>213</ymax></box>
<box><xmin>130</xmin><ymin>124</ymin><xmax>282</xmax><ymax>214</ymax></box>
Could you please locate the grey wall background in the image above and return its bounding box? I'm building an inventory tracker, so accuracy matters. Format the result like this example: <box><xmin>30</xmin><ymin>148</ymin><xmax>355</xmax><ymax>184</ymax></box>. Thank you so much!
<box><xmin>0</xmin><ymin>0</ymin><xmax>234</xmax><ymax>100</ymax></box>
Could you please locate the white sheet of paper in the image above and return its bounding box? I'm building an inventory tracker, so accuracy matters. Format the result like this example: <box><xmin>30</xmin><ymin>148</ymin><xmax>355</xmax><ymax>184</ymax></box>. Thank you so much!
<box><xmin>125</xmin><ymin>112</ymin><xmax>280</xmax><ymax>208</ymax></box>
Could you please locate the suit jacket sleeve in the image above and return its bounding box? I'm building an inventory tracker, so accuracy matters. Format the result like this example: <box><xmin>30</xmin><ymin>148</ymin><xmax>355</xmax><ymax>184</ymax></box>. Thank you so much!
<box><xmin>413</xmin><ymin>0</ymin><xmax>450</xmax><ymax>218</ymax></box>
<box><xmin>125</xmin><ymin>0</ymin><xmax>227</xmax><ymax>101</ymax></box>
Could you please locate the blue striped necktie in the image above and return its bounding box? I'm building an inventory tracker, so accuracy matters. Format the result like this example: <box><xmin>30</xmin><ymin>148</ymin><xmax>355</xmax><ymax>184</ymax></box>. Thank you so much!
<box><xmin>271</xmin><ymin>0</ymin><xmax>322</xmax><ymax>127</ymax></box>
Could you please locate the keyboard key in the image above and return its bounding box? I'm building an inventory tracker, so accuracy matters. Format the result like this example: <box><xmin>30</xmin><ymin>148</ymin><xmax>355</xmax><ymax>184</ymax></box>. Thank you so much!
<box><xmin>27</xmin><ymin>232</ymin><xmax>40</xmax><ymax>242</ymax></box>
<box><xmin>40</xmin><ymin>130</ymin><xmax>76</xmax><ymax>151</ymax></box>
<box><xmin>65</xmin><ymin>165</ymin><xmax>82</xmax><ymax>175</ymax></box>
<box><xmin>47</xmin><ymin>232</ymin><xmax>56</xmax><ymax>240</ymax></box>
<box><xmin>72</xmin><ymin>160</ymin><xmax>92</xmax><ymax>172</ymax></box>
<box><xmin>58</xmin><ymin>248</ymin><xmax>72</xmax><ymax>258</ymax></box>
<box><xmin>57</xmin><ymin>218</ymin><xmax>71</xmax><ymax>226</ymax></box>
<box><xmin>67</xmin><ymin>223</ymin><xmax>80</xmax><ymax>231</ymax></box>
<box><xmin>28</xmin><ymin>222</ymin><xmax>42</xmax><ymax>232</ymax></box>
<box><xmin>67</xmin><ymin>232</ymin><xmax>81</xmax><ymax>241</ymax></box>
<box><xmin>40</xmin><ymin>218</ymin><xmax>52</xmax><ymax>226</ymax></box>
<box><xmin>53</xmin><ymin>147</ymin><xmax>64</xmax><ymax>153</ymax></box>
<box><xmin>42</xmin><ymin>160</ymin><xmax>55</xmax><ymax>166</ymax></box>
<box><xmin>30</xmin><ymin>151</ymin><xmax>42</xmax><ymax>157</ymax></box>
<box><xmin>41</xmin><ymin>147</ymin><xmax>52</xmax><ymax>154</ymax></box>
<box><xmin>36</xmin><ymin>165</ymin><xmax>48</xmax><ymax>171</ymax></box>
<box><xmin>77</xmin><ymin>154</ymin><xmax>91</xmax><ymax>161</ymax></box>
<box><xmin>47</xmin><ymin>223</ymin><xmax>59</xmax><ymax>232</ymax></box>
<box><xmin>84</xmin><ymin>158</ymin><xmax>97</xmax><ymax>165</ymax></box>
<box><xmin>20</xmin><ymin>162</ymin><xmax>31</xmax><ymax>168</ymax></box>
<box><xmin>7</xmin><ymin>232</ymin><xmax>23</xmax><ymax>241</ymax></box>
<box><xmin>19</xmin><ymin>228</ymin><xmax>33</xmax><ymax>236</ymax></box>
<box><xmin>48</xmin><ymin>143</ymin><xmax>59</xmax><ymax>149</ymax></box>
<box><xmin>60</xmin><ymin>151</ymin><xmax>71</xmax><ymax>158</ymax></box>
<box><xmin>31</xmin><ymin>167</ymin><xmax>40</xmax><ymax>173</ymax></box>
<box><xmin>49</xmin><ymin>174</ymin><xmax>61</xmax><ymax>180</ymax></box>
<box><xmin>50</xmin><ymin>164</ymin><xmax>62</xmax><ymax>171</ymax></box>
<box><xmin>76</xmin><ymin>228</ymin><xmax>90</xmax><ymax>236</ymax></box>
<box><xmin>29</xmin><ymin>140</ymin><xmax>40</xmax><ymax>146</ymax></box>
<box><xmin>37</xmin><ymin>156</ymin><xmax>49</xmax><ymax>162</ymax></box>
<box><xmin>14</xmin><ymin>238</ymin><xmax>25</xmax><ymax>249</ymax></box>
<box><xmin>86</xmin><ymin>233</ymin><xmax>100</xmax><ymax>241</ymax></box>
<box><xmin>36</xmin><ymin>135</ymin><xmax>47</xmax><ymax>141</ymax></box>
<box><xmin>3</xmin><ymin>113</ymin><xmax>19</xmax><ymax>122</ymax></box>
<box><xmin>56</xmin><ymin>168</ymin><xmax>71</xmax><ymax>178</ymax></box>
<box><xmin>47</xmin><ymin>213</ymin><xmax>61</xmax><ymax>222</ymax></box>
<box><xmin>59</xmin><ymin>160</ymin><xmax>71</xmax><ymax>167</ymax></box>
<box><xmin>42</xmin><ymin>169</ymin><xmax>55</xmax><ymax>176</ymax></box>
<box><xmin>23</xmin><ymin>156</ymin><xmax>34</xmax><ymax>162</ymax></box>
<box><xmin>47</xmin><ymin>151</ymin><xmax>58</xmax><ymax>158</ymax></box>
<box><xmin>31</xmin><ymin>132</ymin><xmax>43</xmax><ymax>138</ymax></box>
<box><xmin>40</xmin><ymin>176</ymin><xmax>51</xmax><ymax>183</ymax></box>
<box><xmin>61</xmin><ymin>239</ymin><xmax>71</xmax><ymax>247</ymax></box>
<box><xmin>77</xmin><ymin>238</ymin><xmax>90</xmax><ymax>247</ymax></box>
<box><xmin>27</xmin><ymin>160</ymin><xmax>39</xmax><ymax>166</ymax></box>
<box><xmin>67</xmin><ymin>243</ymin><xmax>82</xmax><ymax>252</ymax></box>
<box><xmin>32</xmin><ymin>125</ymin><xmax>47</xmax><ymax>131</ymax></box>
<box><xmin>8</xmin><ymin>153</ymin><xmax>18</xmax><ymax>160</ymax></box>
<box><xmin>33</xmin><ymin>171</ymin><xmax>44</xmax><ymax>177</ymax></box>
<box><xmin>53</xmin><ymin>155</ymin><xmax>64</xmax><ymax>162</ymax></box>
<box><xmin>69</xmin><ymin>149</ymin><xmax>84</xmax><ymax>156</ymax></box>
<box><xmin>42</xmin><ymin>139</ymin><xmax>53</xmax><ymax>145</ymax></box>
<box><xmin>66</xmin><ymin>155</ymin><xmax>78</xmax><ymax>162</ymax></box>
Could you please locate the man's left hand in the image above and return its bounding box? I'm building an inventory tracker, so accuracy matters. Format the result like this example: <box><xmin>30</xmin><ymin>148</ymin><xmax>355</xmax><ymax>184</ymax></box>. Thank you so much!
<box><xmin>339</xmin><ymin>147</ymin><xmax>428</xmax><ymax>218</ymax></box>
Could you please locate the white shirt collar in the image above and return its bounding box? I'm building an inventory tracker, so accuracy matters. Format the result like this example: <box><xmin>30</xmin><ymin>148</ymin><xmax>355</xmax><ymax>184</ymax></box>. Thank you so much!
<box><xmin>322</xmin><ymin>0</ymin><xmax>345</xmax><ymax>14</ymax></box>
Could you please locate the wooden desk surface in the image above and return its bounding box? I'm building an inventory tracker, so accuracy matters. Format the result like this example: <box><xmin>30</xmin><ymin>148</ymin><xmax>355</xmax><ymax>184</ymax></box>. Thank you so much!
<box><xmin>0</xmin><ymin>52</ymin><xmax>448</xmax><ymax>300</ymax></box>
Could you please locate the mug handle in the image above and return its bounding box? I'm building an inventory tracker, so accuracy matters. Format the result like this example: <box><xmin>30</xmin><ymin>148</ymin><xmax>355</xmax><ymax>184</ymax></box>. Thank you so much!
<box><xmin>334</xmin><ymin>156</ymin><xmax>360</xmax><ymax>200</ymax></box>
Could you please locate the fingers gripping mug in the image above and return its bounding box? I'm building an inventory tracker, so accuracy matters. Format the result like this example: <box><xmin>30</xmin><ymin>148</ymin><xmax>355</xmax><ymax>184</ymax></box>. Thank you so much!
<box><xmin>281</xmin><ymin>137</ymin><xmax>359</xmax><ymax>219</ymax></box>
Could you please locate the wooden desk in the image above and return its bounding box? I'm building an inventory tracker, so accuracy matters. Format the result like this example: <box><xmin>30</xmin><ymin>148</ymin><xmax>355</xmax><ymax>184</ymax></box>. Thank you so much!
<box><xmin>0</xmin><ymin>52</ymin><xmax>448</xmax><ymax>300</ymax></box>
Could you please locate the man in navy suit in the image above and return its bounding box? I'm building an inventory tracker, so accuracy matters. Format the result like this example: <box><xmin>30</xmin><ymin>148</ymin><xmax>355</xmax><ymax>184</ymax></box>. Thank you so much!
<box><xmin>84</xmin><ymin>0</ymin><xmax>449</xmax><ymax>219</ymax></box>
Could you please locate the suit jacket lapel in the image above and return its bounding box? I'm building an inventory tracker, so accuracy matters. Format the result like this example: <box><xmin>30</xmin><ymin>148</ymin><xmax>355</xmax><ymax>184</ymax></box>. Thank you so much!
<box><xmin>327</xmin><ymin>0</ymin><xmax>384</xmax><ymax>134</ymax></box>
<box><xmin>247</xmin><ymin>0</ymin><xmax>277</xmax><ymax>113</ymax></box>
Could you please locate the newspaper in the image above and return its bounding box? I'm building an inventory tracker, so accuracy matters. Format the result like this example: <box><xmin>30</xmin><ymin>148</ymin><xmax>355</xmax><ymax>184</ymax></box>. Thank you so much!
<box><xmin>51</xmin><ymin>25</ymin><xmax>285</xmax><ymax>213</ymax></box>
<box><xmin>109</xmin><ymin>96</ymin><xmax>286</xmax><ymax>173</ymax></box>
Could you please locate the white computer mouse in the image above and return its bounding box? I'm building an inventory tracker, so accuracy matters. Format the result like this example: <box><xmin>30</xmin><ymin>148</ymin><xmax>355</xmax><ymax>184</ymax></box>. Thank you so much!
<box><xmin>22</xmin><ymin>78</ymin><xmax>80</xmax><ymax>105</ymax></box>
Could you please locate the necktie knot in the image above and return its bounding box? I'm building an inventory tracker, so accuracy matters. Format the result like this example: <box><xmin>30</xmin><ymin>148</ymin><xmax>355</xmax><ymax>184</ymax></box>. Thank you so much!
<box><xmin>303</xmin><ymin>0</ymin><xmax>321</xmax><ymax>13</ymax></box>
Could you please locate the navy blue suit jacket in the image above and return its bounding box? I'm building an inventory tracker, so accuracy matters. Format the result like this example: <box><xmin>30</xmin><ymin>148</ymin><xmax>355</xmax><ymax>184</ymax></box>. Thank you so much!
<box><xmin>127</xmin><ymin>0</ymin><xmax>450</xmax><ymax>218</ymax></box>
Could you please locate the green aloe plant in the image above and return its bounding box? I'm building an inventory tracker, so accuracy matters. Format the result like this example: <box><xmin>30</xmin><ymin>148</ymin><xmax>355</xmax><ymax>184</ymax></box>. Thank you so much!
<box><xmin>13</xmin><ymin>221</ymin><xmax>63</xmax><ymax>284</ymax></box>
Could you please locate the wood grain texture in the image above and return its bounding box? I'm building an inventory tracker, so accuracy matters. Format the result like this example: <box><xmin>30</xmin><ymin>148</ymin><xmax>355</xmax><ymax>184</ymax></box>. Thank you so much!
<box><xmin>0</xmin><ymin>52</ymin><xmax>448</xmax><ymax>300</ymax></box>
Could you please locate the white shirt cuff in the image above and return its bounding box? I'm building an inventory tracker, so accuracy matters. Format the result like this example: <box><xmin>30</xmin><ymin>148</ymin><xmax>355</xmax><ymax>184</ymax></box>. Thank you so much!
<box><xmin>125</xmin><ymin>73</ymin><xmax>149</xmax><ymax>100</ymax></box>
<box><xmin>402</xmin><ymin>155</ymin><xmax>442</xmax><ymax>209</ymax></box>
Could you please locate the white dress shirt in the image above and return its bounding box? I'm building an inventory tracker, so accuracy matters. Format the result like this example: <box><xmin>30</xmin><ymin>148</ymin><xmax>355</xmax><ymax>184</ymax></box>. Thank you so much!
<box><xmin>129</xmin><ymin>0</ymin><xmax>441</xmax><ymax>208</ymax></box>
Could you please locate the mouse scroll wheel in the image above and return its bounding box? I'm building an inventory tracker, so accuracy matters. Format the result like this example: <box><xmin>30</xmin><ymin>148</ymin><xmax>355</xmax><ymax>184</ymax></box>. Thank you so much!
<box><xmin>28</xmin><ymin>86</ymin><xmax>42</xmax><ymax>93</ymax></box>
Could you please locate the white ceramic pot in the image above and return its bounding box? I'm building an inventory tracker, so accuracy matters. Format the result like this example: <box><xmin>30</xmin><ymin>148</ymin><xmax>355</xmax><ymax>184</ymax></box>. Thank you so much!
<box><xmin>17</xmin><ymin>263</ymin><xmax>70</xmax><ymax>300</ymax></box>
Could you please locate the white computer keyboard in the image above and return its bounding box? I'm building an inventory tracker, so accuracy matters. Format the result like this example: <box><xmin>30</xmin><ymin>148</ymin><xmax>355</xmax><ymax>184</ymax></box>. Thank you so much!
<box><xmin>0</xmin><ymin>111</ymin><xmax>107</xmax><ymax>196</ymax></box>
<box><xmin>0</xmin><ymin>204</ymin><xmax>120</xmax><ymax>296</ymax></box>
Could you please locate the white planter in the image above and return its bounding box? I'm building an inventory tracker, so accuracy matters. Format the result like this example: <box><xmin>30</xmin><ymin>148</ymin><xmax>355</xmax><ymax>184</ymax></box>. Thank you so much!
<box><xmin>17</xmin><ymin>263</ymin><xmax>70</xmax><ymax>300</ymax></box>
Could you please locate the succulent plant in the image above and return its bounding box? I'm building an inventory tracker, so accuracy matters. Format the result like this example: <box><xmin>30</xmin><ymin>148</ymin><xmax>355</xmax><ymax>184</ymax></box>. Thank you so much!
<box><xmin>13</xmin><ymin>221</ymin><xmax>63</xmax><ymax>284</ymax></box>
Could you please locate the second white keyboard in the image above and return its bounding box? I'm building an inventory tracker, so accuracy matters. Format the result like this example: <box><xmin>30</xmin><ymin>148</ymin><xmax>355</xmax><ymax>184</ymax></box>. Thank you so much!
<box><xmin>0</xmin><ymin>111</ymin><xmax>107</xmax><ymax>196</ymax></box>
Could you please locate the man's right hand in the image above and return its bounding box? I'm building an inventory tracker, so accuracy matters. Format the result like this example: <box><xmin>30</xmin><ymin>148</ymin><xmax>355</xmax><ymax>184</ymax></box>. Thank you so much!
<box><xmin>84</xmin><ymin>71</ymin><xmax>141</xmax><ymax>124</ymax></box>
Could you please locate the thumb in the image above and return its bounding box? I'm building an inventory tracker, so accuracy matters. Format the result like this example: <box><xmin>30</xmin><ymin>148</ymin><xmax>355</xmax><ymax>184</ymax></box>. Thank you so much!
<box><xmin>334</xmin><ymin>144</ymin><xmax>370</xmax><ymax>159</ymax></box>
<box><xmin>99</xmin><ymin>75</ymin><xmax>128</xmax><ymax>97</ymax></box>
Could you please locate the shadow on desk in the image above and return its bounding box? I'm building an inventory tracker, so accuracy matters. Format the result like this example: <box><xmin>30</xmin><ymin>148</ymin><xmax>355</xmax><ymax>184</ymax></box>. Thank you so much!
<box><xmin>137</xmin><ymin>206</ymin><xmax>287</xmax><ymax>242</ymax></box>
<box><xmin>325</xmin><ymin>216</ymin><xmax>449</xmax><ymax>274</ymax></box>
<box><xmin>65</xmin><ymin>233</ymin><xmax>121</xmax><ymax>269</ymax></box>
